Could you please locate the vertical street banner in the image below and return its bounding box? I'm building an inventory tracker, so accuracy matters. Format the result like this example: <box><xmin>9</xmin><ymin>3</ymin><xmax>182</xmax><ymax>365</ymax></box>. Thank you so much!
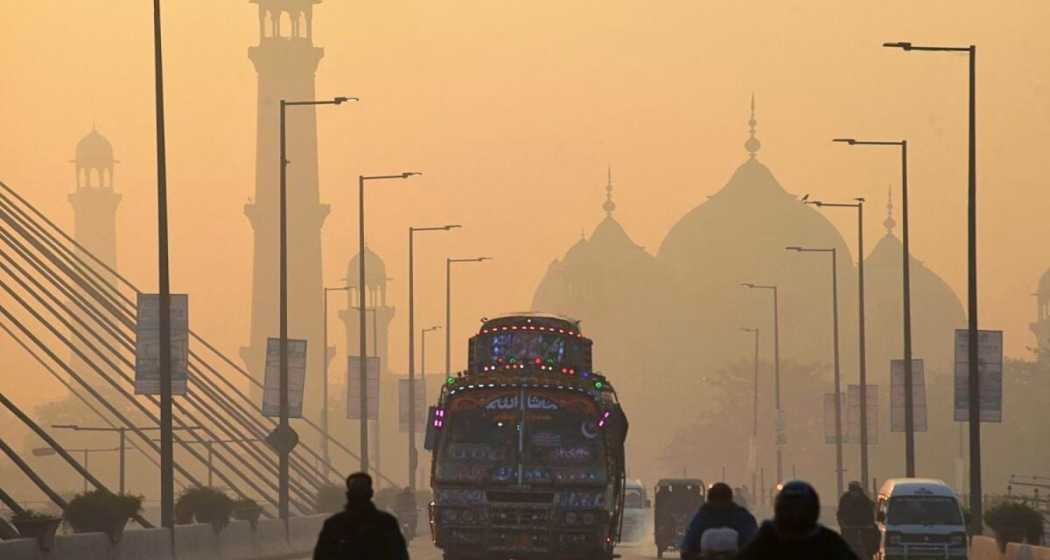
<box><xmin>261</xmin><ymin>337</ymin><xmax>308</xmax><ymax>417</ymax></box>
<box><xmin>823</xmin><ymin>392</ymin><xmax>845</xmax><ymax>444</ymax></box>
<box><xmin>398</xmin><ymin>375</ymin><xmax>428</xmax><ymax>433</ymax></box>
<box><xmin>347</xmin><ymin>356</ymin><xmax>380</xmax><ymax>420</ymax></box>
<box><xmin>953</xmin><ymin>329</ymin><xmax>1003</xmax><ymax>423</ymax></box>
<box><xmin>134</xmin><ymin>293</ymin><xmax>189</xmax><ymax>395</ymax></box>
<box><xmin>890</xmin><ymin>359</ymin><xmax>927</xmax><ymax>432</ymax></box>
<box><xmin>846</xmin><ymin>384</ymin><xmax>879</xmax><ymax>445</ymax></box>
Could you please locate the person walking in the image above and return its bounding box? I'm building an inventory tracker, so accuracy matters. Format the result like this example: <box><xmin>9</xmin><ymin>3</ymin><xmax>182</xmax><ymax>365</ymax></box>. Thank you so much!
<box><xmin>313</xmin><ymin>472</ymin><xmax>409</xmax><ymax>560</ymax></box>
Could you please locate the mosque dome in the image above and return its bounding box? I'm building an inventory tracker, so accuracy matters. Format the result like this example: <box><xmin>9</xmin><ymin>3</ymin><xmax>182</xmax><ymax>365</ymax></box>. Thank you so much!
<box><xmin>76</xmin><ymin>128</ymin><xmax>114</xmax><ymax>168</ymax></box>
<box><xmin>655</xmin><ymin>99</ymin><xmax>858</xmax><ymax>368</ymax></box>
<box><xmin>346</xmin><ymin>246</ymin><xmax>388</xmax><ymax>289</ymax></box>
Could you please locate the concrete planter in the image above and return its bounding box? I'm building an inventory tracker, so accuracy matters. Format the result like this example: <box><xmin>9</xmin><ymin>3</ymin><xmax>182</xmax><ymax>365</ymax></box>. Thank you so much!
<box><xmin>11</xmin><ymin>518</ymin><xmax>61</xmax><ymax>550</ymax></box>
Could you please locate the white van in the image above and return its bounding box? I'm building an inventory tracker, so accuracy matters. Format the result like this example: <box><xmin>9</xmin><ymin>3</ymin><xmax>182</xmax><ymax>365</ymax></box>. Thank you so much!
<box><xmin>619</xmin><ymin>479</ymin><xmax>652</xmax><ymax>544</ymax></box>
<box><xmin>875</xmin><ymin>478</ymin><xmax>968</xmax><ymax>559</ymax></box>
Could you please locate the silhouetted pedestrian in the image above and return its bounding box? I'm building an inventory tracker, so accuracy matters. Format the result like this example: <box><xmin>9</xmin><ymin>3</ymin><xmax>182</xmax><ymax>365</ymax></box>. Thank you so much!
<box><xmin>313</xmin><ymin>472</ymin><xmax>409</xmax><ymax>560</ymax></box>
<box><xmin>737</xmin><ymin>480</ymin><xmax>857</xmax><ymax>560</ymax></box>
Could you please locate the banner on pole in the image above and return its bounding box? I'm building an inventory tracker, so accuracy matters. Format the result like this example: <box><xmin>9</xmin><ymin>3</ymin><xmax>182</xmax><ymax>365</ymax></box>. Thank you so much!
<box><xmin>846</xmin><ymin>384</ymin><xmax>879</xmax><ymax>445</ymax></box>
<box><xmin>823</xmin><ymin>393</ymin><xmax>845</xmax><ymax>445</ymax></box>
<box><xmin>891</xmin><ymin>359</ymin><xmax>927</xmax><ymax>432</ymax></box>
<box><xmin>953</xmin><ymin>329</ymin><xmax>1003</xmax><ymax>423</ymax></box>
<box><xmin>261</xmin><ymin>337</ymin><xmax>308</xmax><ymax>417</ymax></box>
<box><xmin>746</xmin><ymin>435</ymin><xmax>758</xmax><ymax>474</ymax></box>
<box><xmin>398</xmin><ymin>376</ymin><xmax>429</xmax><ymax>433</ymax></box>
<box><xmin>134</xmin><ymin>293</ymin><xmax>189</xmax><ymax>395</ymax></box>
<box><xmin>775</xmin><ymin>410</ymin><xmax>786</xmax><ymax>446</ymax></box>
<box><xmin>347</xmin><ymin>357</ymin><xmax>380</xmax><ymax>420</ymax></box>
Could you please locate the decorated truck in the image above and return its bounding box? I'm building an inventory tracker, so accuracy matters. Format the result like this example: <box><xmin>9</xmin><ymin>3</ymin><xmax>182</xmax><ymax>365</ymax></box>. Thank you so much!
<box><xmin>426</xmin><ymin>313</ymin><xmax>629</xmax><ymax>560</ymax></box>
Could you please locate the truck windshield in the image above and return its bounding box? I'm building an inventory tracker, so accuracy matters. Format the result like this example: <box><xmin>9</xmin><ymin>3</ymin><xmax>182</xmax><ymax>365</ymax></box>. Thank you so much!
<box><xmin>435</xmin><ymin>393</ymin><xmax>520</xmax><ymax>484</ymax></box>
<box><xmin>887</xmin><ymin>496</ymin><xmax>963</xmax><ymax>525</ymax></box>
<box><xmin>522</xmin><ymin>389</ymin><xmax>606</xmax><ymax>485</ymax></box>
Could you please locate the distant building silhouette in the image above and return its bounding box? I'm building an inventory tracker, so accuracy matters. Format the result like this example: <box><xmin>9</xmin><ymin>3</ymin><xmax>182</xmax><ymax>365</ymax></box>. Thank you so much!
<box><xmin>241</xmin><ymin>0</ymin><xmax>330</xmax><ymax>416</ymax></box>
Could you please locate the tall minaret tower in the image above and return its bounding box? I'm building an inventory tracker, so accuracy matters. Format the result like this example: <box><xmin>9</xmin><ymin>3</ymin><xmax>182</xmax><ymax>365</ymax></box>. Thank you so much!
<box><xmin>68</xmin><ymin>127</ymin><xmax>121</xmax><ymax>386</ymax></box>
<box><xmin>70</xmin><ymin>127</ymin><xmax>121</xmax><ymax>285</ymax></box>
<box><xmin>241</xmin><ymin>0</ymin><xmax>329</xmax><ymax>416</ymax></box>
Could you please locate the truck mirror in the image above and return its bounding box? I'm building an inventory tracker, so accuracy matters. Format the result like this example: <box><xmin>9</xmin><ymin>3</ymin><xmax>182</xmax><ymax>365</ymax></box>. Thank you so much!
<box><xmin>424</xmin><ymin>406</ymin><xmax>444</xmax><ymax>451</ymax></box>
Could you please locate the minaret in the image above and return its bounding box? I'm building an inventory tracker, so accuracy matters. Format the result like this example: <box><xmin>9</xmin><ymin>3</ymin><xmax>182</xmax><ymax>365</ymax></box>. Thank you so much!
<box><xmin>603</xmin><ymin>165</ymin><xmax>617</xmax><ymax>217</ymax></box>
<box><xmin>68</xmin><ymin>127</ymin><xmax>121</xmax><ymax>390</ymax></box>
<box><xmin>241</xmin><ymin>0</ymin><xmax>329</xmax><ymax>417</ymax></box>
<box><xmin>339</xmin><ymin>247</ymin><xmax>395</xmax><ymax>482</ymax></box>
<box><xmin>744</xmin><ymin>93</ymin><xmax>761</xmax><ymax>159</ymax></box>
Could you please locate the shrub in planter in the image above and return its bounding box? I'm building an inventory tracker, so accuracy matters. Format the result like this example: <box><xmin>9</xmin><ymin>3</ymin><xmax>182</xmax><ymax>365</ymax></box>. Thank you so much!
<box><xmin>315</xmin><ymin>483</ymin><xmax>344</xmax><ymax>514</ymax></box>
<box><xmin>10</xmin><ymin>509</ymin><xmax>62</xmax><ymax>550</ymax></box>
<box><xmin>231</xmin><ymin>498</ymin><xmax>263</xmax><ymax>528</ymax></box>
<box><xmin>985</xmin><ymin>501</ymin><xmax>1044</xmax><ymax>549</ymax></box>
<box><xmin>175</xmin><ymin>487</ymin><xmax>233</xmax><ymax>531</ymax></box>
<box><xmin>64</xmin><ymin>490</ymin><xmax>142</xmax><ymax>543</ymax></box>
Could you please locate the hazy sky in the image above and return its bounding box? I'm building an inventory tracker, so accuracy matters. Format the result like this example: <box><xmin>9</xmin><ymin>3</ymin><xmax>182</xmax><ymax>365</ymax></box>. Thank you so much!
<box><xmin>2</xmin><ymin>1</ymin><xmax>1049</xmax><ymax>410</ymax></box>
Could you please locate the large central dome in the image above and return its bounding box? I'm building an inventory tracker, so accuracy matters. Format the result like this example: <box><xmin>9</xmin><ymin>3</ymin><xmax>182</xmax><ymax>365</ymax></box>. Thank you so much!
<box><xmin>656</xmin><ymin>104</ymin><xmax>859</xmax><ymax>371</ymax></box>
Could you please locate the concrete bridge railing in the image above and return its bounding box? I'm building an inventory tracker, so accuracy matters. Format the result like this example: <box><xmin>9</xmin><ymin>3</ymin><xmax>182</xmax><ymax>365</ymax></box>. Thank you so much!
<box><xmin>0</xmin><ymin>515</ymin><xmax>326</xmax><ymax>560</ymax></box>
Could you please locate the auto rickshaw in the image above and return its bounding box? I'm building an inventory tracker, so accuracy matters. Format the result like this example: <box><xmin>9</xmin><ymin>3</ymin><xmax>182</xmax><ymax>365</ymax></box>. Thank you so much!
<box><xmin>654</xmin><ymin>478</ymin><xmax>706</xmax><ymax>558</ymax></box>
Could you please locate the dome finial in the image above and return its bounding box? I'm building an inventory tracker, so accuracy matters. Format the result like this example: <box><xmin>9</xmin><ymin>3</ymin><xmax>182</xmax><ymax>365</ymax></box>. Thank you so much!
<box><xmin>744</xmin><ymin>93</ymin><xmax>761</xmax><ymax>158</ymax></box>
<box><xmin>884</xmin><ymin>185</ymin><xmax>897</xmax><ymax>234</ymax></box>
<box><xmin>602</xmin><ymin>165</ymin><xmax>617</xmax><ymax>217</ymax></box>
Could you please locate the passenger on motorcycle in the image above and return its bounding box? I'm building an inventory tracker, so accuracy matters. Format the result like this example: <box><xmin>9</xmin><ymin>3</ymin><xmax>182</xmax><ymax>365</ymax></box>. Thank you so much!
<box><xmin>837</xmin><ymin>481</ymin><xmax>876</xmax><ymax>557</ymax></box>
<box><xmin>736</xmin><ymin>480</ymin><xmax>858</xmax><ymax>560</ymax></box>
<box><xmin>680</xmin><ymin>482</ymin><xmax>758</xmax><ymax>559</ymax></box>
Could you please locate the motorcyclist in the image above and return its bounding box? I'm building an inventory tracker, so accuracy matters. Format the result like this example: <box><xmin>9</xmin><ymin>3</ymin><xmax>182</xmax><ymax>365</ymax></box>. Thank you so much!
<box><xmin>837</xmin><ymin>481</ymin><xmax>876</xmax><ymax>557</ymax></box>
<box><xmin>680</xmin><ymin>482</ymin><xmax>758</xmax><ymax>559</ymax></box>
<box><xmin>736</xmin><ymin>480</ymin><xmax>858</xmax><ymax>560</ymax></box>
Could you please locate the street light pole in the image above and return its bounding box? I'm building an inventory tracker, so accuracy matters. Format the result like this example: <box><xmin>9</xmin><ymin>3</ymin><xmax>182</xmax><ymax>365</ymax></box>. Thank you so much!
<box><xmin>356</xmin><ymin>172</ymin><xmax>421</xmax><ymax>474</ymax></box>
<box><xmin>832</xmin><ymin>138</ymin><xmax>914</xmax><ymax>476</ymax></box>
<box><xmin>741</xmin><ymin>326</ymin><xmax>760</xmax><ymax>494</ymax></box>
<box><xmin>806</xmin><ymin>197</ymin><xmax>869</xmax><ymax>485</ymax></box>
<box><xmin>787</xmin><ymin>246</ymin><xmax>843</xmax><ymax>496</ymax></box>
<box><xmin>278</xmin><ymin>96</ymin><xmax>354</xmax><ymax>519</ymax></box>
<box><xmin>883</xmin><ymin>39</ymin><xmax>981</xmax><ymax>531</ymax></box>
<box><xmin>408</xmin><ymin>226</ymin><xmax>459</xmax><ymax>489</ymax></box>
<box><xmin>322</xmin><ymin>285</ymin><xmax>349</xmax><ymax>481</ymax></box>
<box><xmin>741</xmin><ymin>283</ymin><xmax>782</xmax><ymax>482</ymax></box>
<box><xmin>420</xmin><ymin>325</ymin><xmax>440</xmax><ymax>489</ymax></box>
<box><xmin>445</xmin><ymin>257</ymin><xmax>491</xmax><ymax>382</ymax></box>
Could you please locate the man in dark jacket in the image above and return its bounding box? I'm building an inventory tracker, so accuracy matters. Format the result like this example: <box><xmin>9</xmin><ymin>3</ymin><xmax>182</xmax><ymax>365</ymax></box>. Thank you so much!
<box><xmin>837</xmin><ymin>481</ymin><xmax>876</xmax><ymax>557</ymax></box>
<box><xmin>736</xmin><ymin>480</ymin><xmax>858</xmax><ymax>560</ymax></box>
<box><xmin>680</xmin><ymin>482</ymin><xmax>758</xmax><ymax>558</ymax></box>
<box><xmin>313</xmin><ymin>472</ymin><xmax>409</xmax><ymax>560</ymax></box>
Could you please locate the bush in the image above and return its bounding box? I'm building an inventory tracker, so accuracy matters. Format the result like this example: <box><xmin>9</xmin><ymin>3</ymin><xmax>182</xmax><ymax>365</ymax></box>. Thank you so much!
<box><xmin>64</xmin><ymin>489</ymin><xmax>142</xmax><ymax>542</ymax></box>
<box><xmin>175</xmin><ymin>487</ymin><xmax>233</xmax><ymax>529</ymax></box>
<box><xmin>985</xmin><ymin>501</ymin><xmax>1044</xmax><ymax>547</ymax></box>
<box><xmin>231</xmin><ymin>498</ymin><xmax>263</xmax><ymax>523</ymax></box>
<box><xmin>315</xmin><ymin>483</ymin><xmax>344</xmax><ymax>514</ymax></box>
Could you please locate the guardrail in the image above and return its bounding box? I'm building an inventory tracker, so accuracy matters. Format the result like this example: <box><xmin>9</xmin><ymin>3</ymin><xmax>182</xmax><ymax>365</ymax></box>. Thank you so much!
<box><xmin>0</xmin><ymin>515</ymin><xmax>326</xmax><ymax>560</ymax></box>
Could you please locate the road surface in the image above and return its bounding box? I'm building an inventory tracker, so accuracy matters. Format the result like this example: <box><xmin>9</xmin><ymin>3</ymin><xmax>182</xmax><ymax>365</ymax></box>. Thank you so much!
<box><xmin>404</xmin><ymin>538</ymin><xmax>663</xmax><ymax>560</ymax></box>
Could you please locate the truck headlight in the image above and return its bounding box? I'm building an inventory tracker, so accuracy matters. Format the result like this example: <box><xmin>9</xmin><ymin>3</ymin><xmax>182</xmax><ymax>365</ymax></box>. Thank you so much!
<box><xmin>582</xmin><ymin>512</ymin><xmax>595</xmax><ymax>526</ymax></box>
<box><xmin>565</xmin><ymin>512</ymin><xmax>578</xmax><ymax>525</ymax></box>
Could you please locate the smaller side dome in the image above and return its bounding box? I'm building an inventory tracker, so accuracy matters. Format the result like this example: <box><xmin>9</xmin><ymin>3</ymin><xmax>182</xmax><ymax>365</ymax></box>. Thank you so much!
<box><xmin>76</xmin><ymin>128</ymin><xmax>114</xmax><ymax>167</ymax></box>
<box><xmin>346</xmin><ymin>246</ymin><xmax>388</xmax><ymax>289</ymax></box>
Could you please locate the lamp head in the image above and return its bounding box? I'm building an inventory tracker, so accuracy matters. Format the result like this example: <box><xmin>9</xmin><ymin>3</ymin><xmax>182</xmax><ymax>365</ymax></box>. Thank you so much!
<box><xmin>444</xmin><ymin>224</ymin><xmax>462</xmax><ymax>230</ymax></box>
<box><xmin>478</xmin><ymin>257</ymin><xmax>492</xmax><ymax>262</ymax></box>
<box><xmin>740</xmin><ymin>282</ymin><xmax>755</xmax><ymax>289</ymax></box>
<box><xmin>785</xmin><ymin>246</ymin><xmax>803</xmax><ymax>252</ymax></box>
<box><xmin>333</xmin><ymin>96</ymin><xmax>359</xmax><ymax>104</ymax></box>
<box><xmin>402</xmin><ymin>171</ymin><xmax>422</xmax><ymax>178</ymax></box>
<box><xmin>855</xmin><ymin>197</ymin><xmax>865</xmax><ymax>203</ymax></box>
<box><xmin>883</xmin><ymin>41</ymin><xmax>913</xmax><ymax>51</ymax></box>
<box><xmin>832</xmin><ymin>138</ymin><xmax>857</xmax><ymax>145</ymax></box>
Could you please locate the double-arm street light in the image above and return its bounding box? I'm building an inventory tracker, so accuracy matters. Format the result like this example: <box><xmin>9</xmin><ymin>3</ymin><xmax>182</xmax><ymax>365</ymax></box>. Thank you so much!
<box><xmin>740</xmin><ymin>282</ymin><xmax>782</xmax><ymax>482</ymax></box>
<box><xmin>804</xmin><ymin>196</ymin><xmax>870</xmax><ymax>488</ymax></box>
<box><xmin>418</xmin><ymin>325</ymin><xmax>441</xmax><ymax>488</ymax></box>
<box><xmin>786</xmin><ymin>246</ymin><xmax>844</xmax><ymax>497</ymax></box>
<box><xmin>33</xmin><ymin>446</ymin><xmax>119</xmax><ymax>493</ymax></box>
<box><xmin>883</xmin><ymin>40</ymin><xmax>983</xmax><ymax>531</ymax></box>
<box><xmin>278</xmin><ymin>95</ymin><xmax>355</xmax><ymax>519</ymax></box>
<box><xmin>356</xmin><ymin>172</ymin><xmax>421</xmax><ymax>475</ymax></box>
<box><xmin>740</xmin><ymin>326</ymin><xmax>760</xmax><ymax>494</ymax></box>
<box><xmin>833</xmin><ymin>137</ymin><xmax>916</xmax><ymax>477</ymax></box>
<box><xmin>446</xmin><ymin>257</ymin><xmax>492</xmax><ymax>382</ymax></box>
<box><xmin>52</xmin><ymin>424</ymin><xmax>200</xmax><ymax>494</ymax></box>
<box><xmin>408</xmin><ymin>225</ymin><xmax>460</xmax><ymax>489</ymax></box>
<box><xmin>322</xmin><ymin>284</ymin><xmax>349</xmax><ymax>481</ymax></box>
